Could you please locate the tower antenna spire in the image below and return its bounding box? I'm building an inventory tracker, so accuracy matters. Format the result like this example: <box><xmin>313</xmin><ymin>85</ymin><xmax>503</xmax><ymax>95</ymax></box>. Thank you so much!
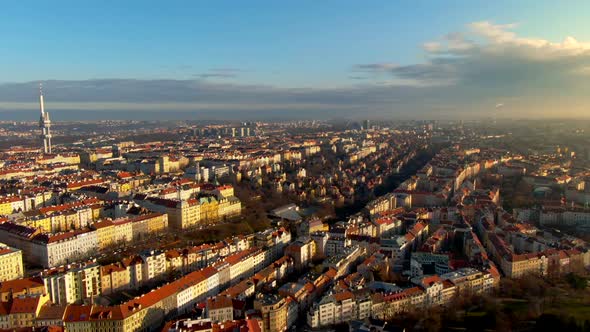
<box><xmin>39</xmin><ymin>83</ymin><xmax>45</xmax><ymax>115</ymax></box>
<box><xmin>39</xmin><ymin>83</ymin><xmax>52</xmax><ymax>154</ymax></box>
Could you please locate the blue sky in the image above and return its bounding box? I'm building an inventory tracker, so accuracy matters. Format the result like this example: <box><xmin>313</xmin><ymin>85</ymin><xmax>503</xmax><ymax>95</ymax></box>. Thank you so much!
<box><xmin>1</xmin><ymin>1</ymin><xmax>590</xmax><ymax>119</ymax></box>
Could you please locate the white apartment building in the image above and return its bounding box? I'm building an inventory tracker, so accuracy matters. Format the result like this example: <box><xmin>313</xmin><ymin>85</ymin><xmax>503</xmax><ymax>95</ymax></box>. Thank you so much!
<box><xmin>42</xmin><ymin>261</ymin><xmax>101</xmax><ymax>305</ymax></box>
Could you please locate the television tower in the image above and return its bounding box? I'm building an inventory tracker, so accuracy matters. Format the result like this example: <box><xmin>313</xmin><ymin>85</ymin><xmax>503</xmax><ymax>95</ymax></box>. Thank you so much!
<box><xmin>39</xmin><ymin>83</ymin><xmax>52</xmax><ymax>154</ymax></box>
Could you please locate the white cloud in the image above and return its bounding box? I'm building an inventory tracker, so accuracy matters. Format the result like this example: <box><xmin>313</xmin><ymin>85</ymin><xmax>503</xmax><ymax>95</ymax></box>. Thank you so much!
<box><xmin>468</xmin><ymin>21</ymin><xmax>590</xmax><ymax>57</ymax></box>
<box><xmin>357</xmin><ymin>21</ymin><xmax>590</xmax><ymax>87</ymax></box>
<box><xmin>469</xmin><ymin>21</ymin><xmax>521</xmax><ymax>44</ymax></box>
<box><xmin>2</xmin><ymin>21</ymin><xmax>590</xmax><ymax>120</ymax></box>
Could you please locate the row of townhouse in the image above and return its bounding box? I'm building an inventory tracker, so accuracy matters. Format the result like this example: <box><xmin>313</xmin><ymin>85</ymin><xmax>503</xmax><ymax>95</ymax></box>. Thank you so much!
<box><xmin>100</xmin><ymin>229</ymin><xmax>287</xmax><ymax>299</ymax></box>
<box><xmin>308</xmin><ymin>267</ymin><xmax>498</xmax><ymax>328</ymax></box>
<box><xmin>539</xmin><ymin>206</ymin><xmax>590</xmax><ymax>227</ymax></box>
<box><xmin>13</xmin><ymin>198</ymin><xmax>105</xmax><ymax>233</ymax></box>
<box><xmin>173</xmin><ymin>243</ymin><xmax>228</xmax><ymax>275</ymax></box>
<box><xmin>0</xmin><ymin>213</ymin><xmax>168</xmax><ymax>268</ymax></box>
<box><xmin>99</xmin><ymin>250</ymin><xmax>170</xmax><ymax>300</ymax></box>
<box><xmin>134</xmin><ymin>195</ymin><xmax>241</xmax><ymax>229</ymax></box>
<box><xmin>0</xmin><ymin>230</ymin><xmax>291</xmax><ymax>331</ymax></box>
<box><xmin>62</xmin><ymin>245</ymin><xmax>280</xmax><ymax>331</ymax></box>
<box><xmin>0</xmin><ymin>168</ymin><xmax>36</xmax><ymax>181</ymax></box>
<box><xmin>239</xmin><ymin>265</ymin><xmax>337</xmax><ymax>332</ymax></box>
<box><xmin>213</xmin><ymin>256</ymin><xmax>338</xmax><ymax>332</ymax></box>
<box><xmin>36</xmin><ymin>154</ymin><xmax>81</xmax><ymax>166</ymax></box>
<box><xmin>93</xmin><ymin>212</ymin><xmax>168</xmax><ymax>248</ymax></box>
<box><xmin>308</xmin><ymin>288</ymin><xmax>372</xmax><ymax>328</ymax></box>
<box><xmin>208</xmin><ymin>255</ymin><xmax>295</xmax><ymax>323</ymax></box>
<box><xmin>22</xmin><ymin>205</ymin><xmax>96</xmax><ymax>233</ymax></box>
<box><xmin>61</xmin><ymin>267</ymin><xmax>218</xmax><ymax>332</ymax></box>
<box><xmin>365</xmin><ymin>193</ymin><xmax>396</xmax><ymax>216</ymax></box>
<box><xmin>0</xmin><ymin>161</ymin><xmax>80</xmax><ymax>182</ymax></box>
<box><xmin>338</xmin><ymin>209</ymin><xmax>404</xmax><ymax>240</ymax></box>
<box><xmin>44</xmin><ymin>233</ymin><xmax>269</xmax><ymax>304</ymax></box>
<box><xmin>41</xmin><ymin>250</ymin><xmax>169</xmax><ymax>306</ymax></box>
<box><xmin>254</xmin><ymin>228</ymin><xmax>292</xmax><ymax>262</ymax></box>
<box><xmin>0</xmin><ymin>191</ymin><xmax>57</xmax><ymax>216</ymax></box>
<box><xmin>481</xmin><ymin>225</ymin><xmax>589</xmax><ymax>278</ymax></box>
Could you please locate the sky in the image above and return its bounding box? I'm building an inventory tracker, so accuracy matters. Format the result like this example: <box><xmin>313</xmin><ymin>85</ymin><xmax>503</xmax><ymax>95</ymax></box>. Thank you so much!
<box><xmin>1</xmin><ymin>1</ymin><xmax>590</xmax><ymax>120</ymax></box>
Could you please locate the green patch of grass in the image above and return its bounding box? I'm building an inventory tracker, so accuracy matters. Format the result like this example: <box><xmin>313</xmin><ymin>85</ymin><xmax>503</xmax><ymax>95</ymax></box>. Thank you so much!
<box><xmin>545</xmin><ymin>299</ymin><xmax>590</xmax><ymax>323</ymax></box>
<box><xmin>500</xmin><ymin>298</ymin><xmax>530</xmax><ymax>313</ymax></box>
<box><xmin>465</xmin><ymin>311</ymin><xmax>486</xmax><ymax>317</ymax></box>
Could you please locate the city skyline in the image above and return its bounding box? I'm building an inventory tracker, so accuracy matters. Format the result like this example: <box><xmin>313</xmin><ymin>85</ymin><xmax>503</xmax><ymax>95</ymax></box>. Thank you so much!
<box><xmin>1</xmin><ymin>3</ymin><xmax>590</xmax><ymax>331</ymax></box>
<box><xmin>1</xmin><ymin>1</ymin><xmax>590</xmax><ymax>119</ymax></box>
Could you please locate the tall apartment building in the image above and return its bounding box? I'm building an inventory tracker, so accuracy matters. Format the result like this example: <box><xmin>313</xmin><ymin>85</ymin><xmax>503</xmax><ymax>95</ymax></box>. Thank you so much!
<box><xmin>0</xmin><ymin>222</ymin><xmax>98</xmax><ymax>268</ymax></box>
<box><xmin>0</xmin><ymin>243</ymin><xmax>24</xmax><ymax>282</ymax></box>
<box><xmin>254</xmin><ymin>293</ymin><xmax>288</xmax><ymax>332</ymax></box>
<box><xmin>139</xmin><ymin>250</ymin><xmax>167</xmax><ymax>282</ymax></box>
<box><xmin>42</xmin><ymin>261</ymin><xmax>101</xmax><ymax>305</ymax></box>
<box><xmin>135</xmin><ymin>197</ymin><xmax>201</xmax><ymax>229</ymax></box>
<box><xmin>100</xmin><ymin>263</ymin><xmax>131</xmax><ymax>295</ymax></box>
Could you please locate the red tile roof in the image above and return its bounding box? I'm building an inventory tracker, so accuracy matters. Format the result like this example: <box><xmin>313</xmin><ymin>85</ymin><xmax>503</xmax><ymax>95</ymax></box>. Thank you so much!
<box><xmin>9</xmin><ymin>295</ymin><xmax>42</xmax><ymax>314</ymax></box>
<box><xmin>0</xmin><ymin>277</ymin><xmax>45</xmax><ymax>294</ymax></box>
